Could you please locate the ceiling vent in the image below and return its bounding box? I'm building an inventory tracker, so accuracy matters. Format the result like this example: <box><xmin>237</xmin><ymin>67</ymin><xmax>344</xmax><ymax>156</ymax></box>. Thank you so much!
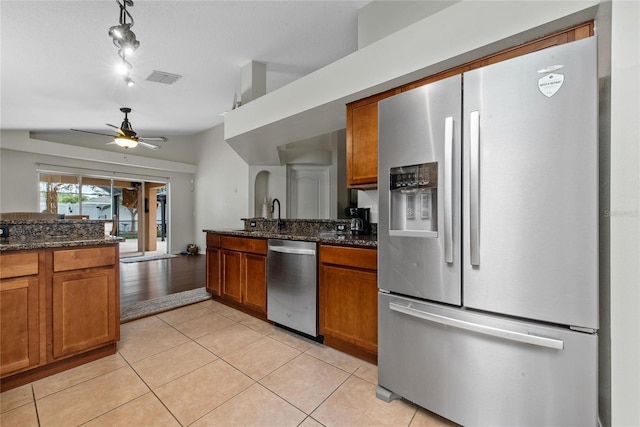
<box><xmin>145</xmin><ymin>70</ymin><xmax>182</xmax><ymax>85</ymax></box>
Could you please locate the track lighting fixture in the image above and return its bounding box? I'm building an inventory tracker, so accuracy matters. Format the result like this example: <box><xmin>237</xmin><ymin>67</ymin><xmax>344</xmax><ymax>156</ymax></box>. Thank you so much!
<box><xmin>108</xmin><ymin>0</ymin><xmax>140</xmax><ymax>86</ymax></box>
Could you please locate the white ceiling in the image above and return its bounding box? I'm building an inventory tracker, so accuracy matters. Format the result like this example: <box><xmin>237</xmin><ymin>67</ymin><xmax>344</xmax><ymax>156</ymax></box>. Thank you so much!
<box><xmin>0</xmin><ymin>0</ymin><xmax>368</xmax><ymax>141</ymax></box>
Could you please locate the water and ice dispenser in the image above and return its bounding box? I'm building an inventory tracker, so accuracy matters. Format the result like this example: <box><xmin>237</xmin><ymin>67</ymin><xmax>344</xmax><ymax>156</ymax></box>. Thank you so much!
<box><xmin>389</xmin><ymin>162</ymin><xmax>438</xmax><ymax>237</ymax></box>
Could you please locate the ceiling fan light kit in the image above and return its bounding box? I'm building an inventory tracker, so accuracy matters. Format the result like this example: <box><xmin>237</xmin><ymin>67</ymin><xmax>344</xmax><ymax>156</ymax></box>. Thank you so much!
<box><xmin>108</xmin><ymin>0</ymin><xmax>140</xmax><ymax>86</ymax></box>
<box><xmin>71</xmin><ymin>107</ymin><xmax>167</xmax><ymax>150</ymax></box>
<box><xmin>114</xmin><ymin>136</ymin><xmax>138</xmax><ymax>149</ymax></box>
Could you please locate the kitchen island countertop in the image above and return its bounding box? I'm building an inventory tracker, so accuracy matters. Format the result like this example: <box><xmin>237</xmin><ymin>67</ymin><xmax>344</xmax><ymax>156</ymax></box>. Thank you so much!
<box><xmin>0</xmin><ymin>218</ymin><xmax>122</xmax><ymax>251</ymax></box>
<box><xmin>0</xmin><ymin>236</ymin><xmax>122</xmax><ymax>251</ymax></box>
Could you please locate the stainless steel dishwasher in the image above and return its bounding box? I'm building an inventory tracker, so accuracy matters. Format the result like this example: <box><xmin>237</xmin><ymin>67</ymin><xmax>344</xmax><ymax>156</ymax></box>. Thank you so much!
<box><xmin>267</xmin><ymin>239</ymin><xmax>318</xmax><ymax>338</ymax></box>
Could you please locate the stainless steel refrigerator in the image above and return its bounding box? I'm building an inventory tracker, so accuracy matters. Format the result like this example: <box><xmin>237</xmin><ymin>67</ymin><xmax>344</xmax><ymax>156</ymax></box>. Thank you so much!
<box><xmin>377</xmin><ymin>37</ymin><xmax>598</xmax><ymax>426</ymax></box>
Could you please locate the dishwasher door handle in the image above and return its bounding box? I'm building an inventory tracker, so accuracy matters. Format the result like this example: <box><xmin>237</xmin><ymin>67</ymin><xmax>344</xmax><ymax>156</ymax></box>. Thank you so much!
<box><xmin>268</xmin><ymin>246</ymin><xmax>316</xmax><ymax>256</ymax></box>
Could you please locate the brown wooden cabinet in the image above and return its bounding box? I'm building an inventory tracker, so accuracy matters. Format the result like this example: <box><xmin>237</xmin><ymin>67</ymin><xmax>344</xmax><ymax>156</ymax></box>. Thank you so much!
<box><xmin>51</xmin><ymin>266</ymin><xmax>118</xmax><ymax>359</ymax></box>
<box><xmin>0</xmin><ymin>251</ymin><xmax>43</xmax><ymax>377</ymax></box>
<box><xmin>346</xmin><ymin>22</ymin><xmax>594</xmax><ymax>189</ymax></box>
<box><xmin>319</xmin><ymin>245</ymin><xmax>378</xmax><ymax>364</ymax></box>
<box><xmin>222</xmin><ymin>250</ymin><xmax>243</xmax><ymax>304</ymax></box>
<box><xmin>206</xmin><ymin>234</ymin><xmax>267</xmax><ymax>316</ymax></box>
<box><xmin>346</xmin><ymin>89</ymin><xmax>398</xmax><ymax>189</ymax></box>
<box><xmin>0</xmin><ymin>244</ymin><xmax>119</xmax><ymax>392</ymax></box>
<box><xmin>206</xmin><ymin>234</ymin><xmax>221</xmax><ymax>296</ymax></box>
<box><xmin>242</xmin><ymin>253</ymin><xmax>267</xmax><ymax>314</ymax></box>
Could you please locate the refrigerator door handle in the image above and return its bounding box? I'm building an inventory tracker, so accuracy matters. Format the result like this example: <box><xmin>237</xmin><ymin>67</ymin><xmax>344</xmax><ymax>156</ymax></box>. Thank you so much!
<box><xmin>469</xmin><ymin>110</ymin><xmax>480</xmax><ymax>266</ymax></box>
<box><xmin>444</xmin><ymin>116</ymin><xmax>454</xmax><ymax>263</ymax></box>
<box><xmin>389</xmin><ymin>301</ymin><xmax>565</xmax><ymax>350</ymax></box>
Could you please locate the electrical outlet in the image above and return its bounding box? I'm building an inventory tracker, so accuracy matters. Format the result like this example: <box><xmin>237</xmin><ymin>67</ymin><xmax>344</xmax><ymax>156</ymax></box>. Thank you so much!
<box><xmin>250</xmin><ymin>221</ymin><xmax>257</xmax><ymax>228</ymax></box>
<box><xmin>336</xmin><ymin>224</ymin><xmax>346</xmax><ymax>232</ymax></box>
<box><xmin>0</xmin><ymin>226</ymin><xmax>8</xmax><ymax>238</ymax></box>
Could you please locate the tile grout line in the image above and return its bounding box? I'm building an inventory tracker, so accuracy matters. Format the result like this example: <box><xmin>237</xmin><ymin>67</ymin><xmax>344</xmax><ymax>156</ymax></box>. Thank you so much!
<box><xmin>31</xmin><ymin>383</ymin><xmax>41</xmax><ymax>427</ymax></box>
<box><xmin>116</xmin><ymin>346</ymin><xmax>188</xmax><ymax>427</ymax></box>
<box><xmin>186</xmin><ymin>358</ymin><xmax>258</xmax><ymax>426</ymax></box>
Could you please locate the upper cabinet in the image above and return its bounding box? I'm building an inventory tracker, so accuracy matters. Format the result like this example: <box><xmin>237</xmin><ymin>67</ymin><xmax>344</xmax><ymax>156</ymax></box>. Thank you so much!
<box><xmin>345</xmin><ymin>22</ymin><xmax>594</xmax><ymax>189</ymax></box>
<box><xmin>346</xmin><ymin>89</ymin><xmax>399</xmax><ymax>189</ymax></box>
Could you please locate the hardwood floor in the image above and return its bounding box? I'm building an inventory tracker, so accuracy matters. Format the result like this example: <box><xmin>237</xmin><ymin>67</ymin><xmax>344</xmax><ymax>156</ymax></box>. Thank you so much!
<box><xmin>119</xmin><ymin>254</ymin><xmax>206</xmax><ymax>306</ymax></box>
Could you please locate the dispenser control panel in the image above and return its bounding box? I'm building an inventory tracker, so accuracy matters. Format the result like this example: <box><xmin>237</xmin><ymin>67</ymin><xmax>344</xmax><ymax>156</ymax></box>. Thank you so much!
<box><xmin>390</xmin><ymin>163</ymin><xmax>438</xmax><ymax>190</ymax></box>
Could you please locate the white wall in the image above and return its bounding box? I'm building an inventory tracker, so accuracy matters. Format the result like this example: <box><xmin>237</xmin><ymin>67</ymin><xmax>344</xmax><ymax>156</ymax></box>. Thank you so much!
<box><xmin>609</xmin><ymin>1</ymin><xmax>640</xmax><ymax>425</ymax></box>
<box><xmin>193</xmin><ymin>124</ymin><xmax>249</xmax><ymax>251</ymax></box>
<box><xmin>0</xmin><ymin>130</ymin><xmax>197</xmax><ymax>254</ymax></box>
<box><xmin>357</xmin><ymin>0</ymin><xmax>459</xmax><ymax>48</ymax></box>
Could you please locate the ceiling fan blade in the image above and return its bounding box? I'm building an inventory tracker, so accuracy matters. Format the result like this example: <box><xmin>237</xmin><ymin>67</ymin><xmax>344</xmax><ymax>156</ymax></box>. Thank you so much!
<box><xmin>138</xmin><ymin>141</ymin><xmax>160</xmax><ymax>150</ymax></box>
<box><xmin>138</xmin><ymin>136</ymin><xmax>168</xmax><ymax>143</ymax></box>
<box><xmin>106</xmin><ymin>123</ymin><xmax>126</xmax><ymax>136</ymax></box>
<box><xmin>71</xmin><ymin>129</ymin><xmax>118</xmax><ymax>138</ymax></box>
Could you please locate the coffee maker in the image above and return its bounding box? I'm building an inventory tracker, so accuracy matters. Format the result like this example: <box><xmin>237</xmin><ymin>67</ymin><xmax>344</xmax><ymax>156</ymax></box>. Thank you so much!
<box><xmin>349</xmin><ymin>207</ymin><xmax>371</xmax><ymax>235</ymax></box>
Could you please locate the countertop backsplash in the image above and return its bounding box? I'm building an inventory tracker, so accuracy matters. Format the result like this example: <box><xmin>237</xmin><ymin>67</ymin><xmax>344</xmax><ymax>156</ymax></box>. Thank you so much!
<box><xmin>0</xmin><ymin>219</ymin><xmax>119</xmax><ymax>251</ymax></box>
<box><xmin>240</xmin><ymin>218</ymin><xmax>377</xmax><ymax>236</ymax></box>
<box><xmin>204</xmin><ymin>218</ymin><xmax>378</xmax><ymax>248</ymax></box>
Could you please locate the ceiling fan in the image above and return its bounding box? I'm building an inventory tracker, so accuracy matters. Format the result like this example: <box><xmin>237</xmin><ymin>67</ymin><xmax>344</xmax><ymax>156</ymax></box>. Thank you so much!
<box><xmin>71</xmin><ymin>107</ymin><xmax>167</xmax><ymax>150</ymax></box>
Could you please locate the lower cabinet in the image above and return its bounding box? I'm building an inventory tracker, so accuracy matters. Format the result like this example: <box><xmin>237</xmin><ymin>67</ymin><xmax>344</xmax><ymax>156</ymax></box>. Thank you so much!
<box><xmin>206</xmin><ymin>234</ymin><xmax>221</xmax><ymax>296</ymax></box>
<box><xmin>222</xmin><ymin>250</ymin><xmax>243</xmax><ymax>304</ymax></box>
<box><xmin>0</xmin><ymin>251</ymin><xmax>42</xmax><ymax>377</ymax></box>
<box><xmin>242</xmin><ymin>253</ymin><xmax>267</xmax><ymax>314</ymax></box>
<box><xmin>0</xmin><ymin>245</ymin><xmax>119</xmax><ymax>391</ymax></box>
<box><xmin>319</xmin><ymin>245</ymin><xmax>378</xmax><ymax>364</ymax></box>
<box><xmin>206</xmin><ymin>234</ymin><xmax>267</xmax><ymax>316</ymax></box>
<box><xmin>52</xmin><ymin>267</ymin><xmax>118</xmax><ymax>359</ymax></box>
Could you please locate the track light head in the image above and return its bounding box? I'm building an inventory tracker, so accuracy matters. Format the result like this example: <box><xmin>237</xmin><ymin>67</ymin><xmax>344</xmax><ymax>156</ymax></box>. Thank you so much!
<box><xmin>109</xmin><ymin>0</ymin><xmax>140</xmax><ymax>85</ymax></box>
<box><xmin>108</xmin><ymin>23</ymin><xmax>130</xmax><ymax>40</ymax></box>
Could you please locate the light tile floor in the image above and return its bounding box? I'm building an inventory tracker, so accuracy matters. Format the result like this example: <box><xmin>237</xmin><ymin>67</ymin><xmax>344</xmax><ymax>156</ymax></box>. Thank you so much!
<box><xmin>1</xmin><ymin>299</ymin><xmax>458</xmax><ymax>427</ymax></box>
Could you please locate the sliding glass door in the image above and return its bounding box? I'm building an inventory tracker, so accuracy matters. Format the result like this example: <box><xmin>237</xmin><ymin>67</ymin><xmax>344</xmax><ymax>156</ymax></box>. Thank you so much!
<box><xmin>38</xmin><ymin>172</ymin><xmax>169</xmax><ymax>258</ymax></box>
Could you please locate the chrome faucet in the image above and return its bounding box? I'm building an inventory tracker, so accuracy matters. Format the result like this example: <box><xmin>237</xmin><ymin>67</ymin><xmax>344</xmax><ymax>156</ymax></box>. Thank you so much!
<box><xmin>271</xmin><ymin>198</ymin><xmax>283</xmax><ymax>231</ymax></box>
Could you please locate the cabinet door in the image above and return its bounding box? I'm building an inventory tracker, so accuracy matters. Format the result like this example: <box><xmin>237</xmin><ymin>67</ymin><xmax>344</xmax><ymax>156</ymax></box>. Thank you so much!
<box><xmin>52</xmin><ymin>268</ymin><xmax>117</xmax><ymax>359</ymax></box>
<box><xmin>222</xmin><ymin>250</ymin><xmax>243</xmax><ymax>304</ymax></box>
<box><xmin>319</xmin><ymin>264</ymin><xmax>378</xmax><ymax>353</ymax></box>
<box><xmin>0</xmin><ymin>276</ymin><xmax>40</xmax><ymax>375</ymax></box>
<box><xmin>206</xmin><ymin>248</ymin><xmax>221</xmax><ymax>296</ymax></box>
<box><xmin>347</xmin><ymin>102</ymin><xmax>379</xmax><ymax>187</ymax></box>
<box><xmin>243</xmin><ymin>253</ymin><xmax>266</xmax><ymax>314</ymax></box>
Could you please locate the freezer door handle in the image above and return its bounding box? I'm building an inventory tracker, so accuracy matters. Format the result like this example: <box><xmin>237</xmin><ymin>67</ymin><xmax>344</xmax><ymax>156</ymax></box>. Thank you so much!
<box><xmin>389</xmin><ymin>301</ymin><xmax>565</xmax><ymax>350</ymax></box>
<box><xmin>444</xmin><ymin>116</ymin><xmax>454</xmax><ymax>264</ymax></box>
<box><xmin>469</xmin><ymin>110</ymin><xmax>480</xmax><ymax>266</ymax></box>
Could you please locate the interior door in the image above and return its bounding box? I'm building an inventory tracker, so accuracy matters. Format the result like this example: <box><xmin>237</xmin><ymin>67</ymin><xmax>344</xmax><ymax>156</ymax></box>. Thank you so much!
<box><xmin>287</xmin><ymin>165</ymin><xmax>330</xmax><ymax>219</ymax></box>
<box><xmin>462</xmin><ymin>37</ymin><xmax>598</xmax><ymax>329</ymax></box>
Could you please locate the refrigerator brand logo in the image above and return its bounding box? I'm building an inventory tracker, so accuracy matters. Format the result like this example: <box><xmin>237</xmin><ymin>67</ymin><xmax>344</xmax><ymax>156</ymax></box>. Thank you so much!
<box><xmin>538</xmin><ymin>73</ymin><xmax>564</xmax><ymax>97</ymax></box>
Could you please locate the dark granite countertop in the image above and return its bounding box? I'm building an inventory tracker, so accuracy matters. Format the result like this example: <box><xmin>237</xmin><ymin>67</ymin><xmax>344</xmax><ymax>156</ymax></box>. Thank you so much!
<box><xmin>0</xmin><ymin>236</ymin><xmax>122</xmax><ymax>252</ymax></box>
<box><xmin>0</xmin><ymin>219</ymin><xmax>122</xmax><ymax>252</ymax></box>
<box><xmin>203</xmin><ymin>229</ymin><xmax>377</xmax><ymax>248</ymax></box>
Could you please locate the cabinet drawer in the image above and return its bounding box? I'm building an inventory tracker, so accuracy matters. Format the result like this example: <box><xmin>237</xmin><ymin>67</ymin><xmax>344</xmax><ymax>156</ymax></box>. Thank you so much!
<box><xmin>53</xmin><ymin>246</ymin><xmax>117</xmax><ymax>272</ymax></box>
<box><xmin>0</xmin><ymin>251</ymin><xmax>39</xmax><ymax>279</ymax></box>
<box><xmin>206</xmin><ymin>234</ymin><xmax>221</xmax><ymax>248</ymax></box>
<box><xmin>320</xmin><ymin>245</ymin><xmax>377</xmax><ymax>270</ymax></box>
<box><xmin>221</xmin><ymin>236</ymin><xmax>267</xmax><ymax>255</ymax></box>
